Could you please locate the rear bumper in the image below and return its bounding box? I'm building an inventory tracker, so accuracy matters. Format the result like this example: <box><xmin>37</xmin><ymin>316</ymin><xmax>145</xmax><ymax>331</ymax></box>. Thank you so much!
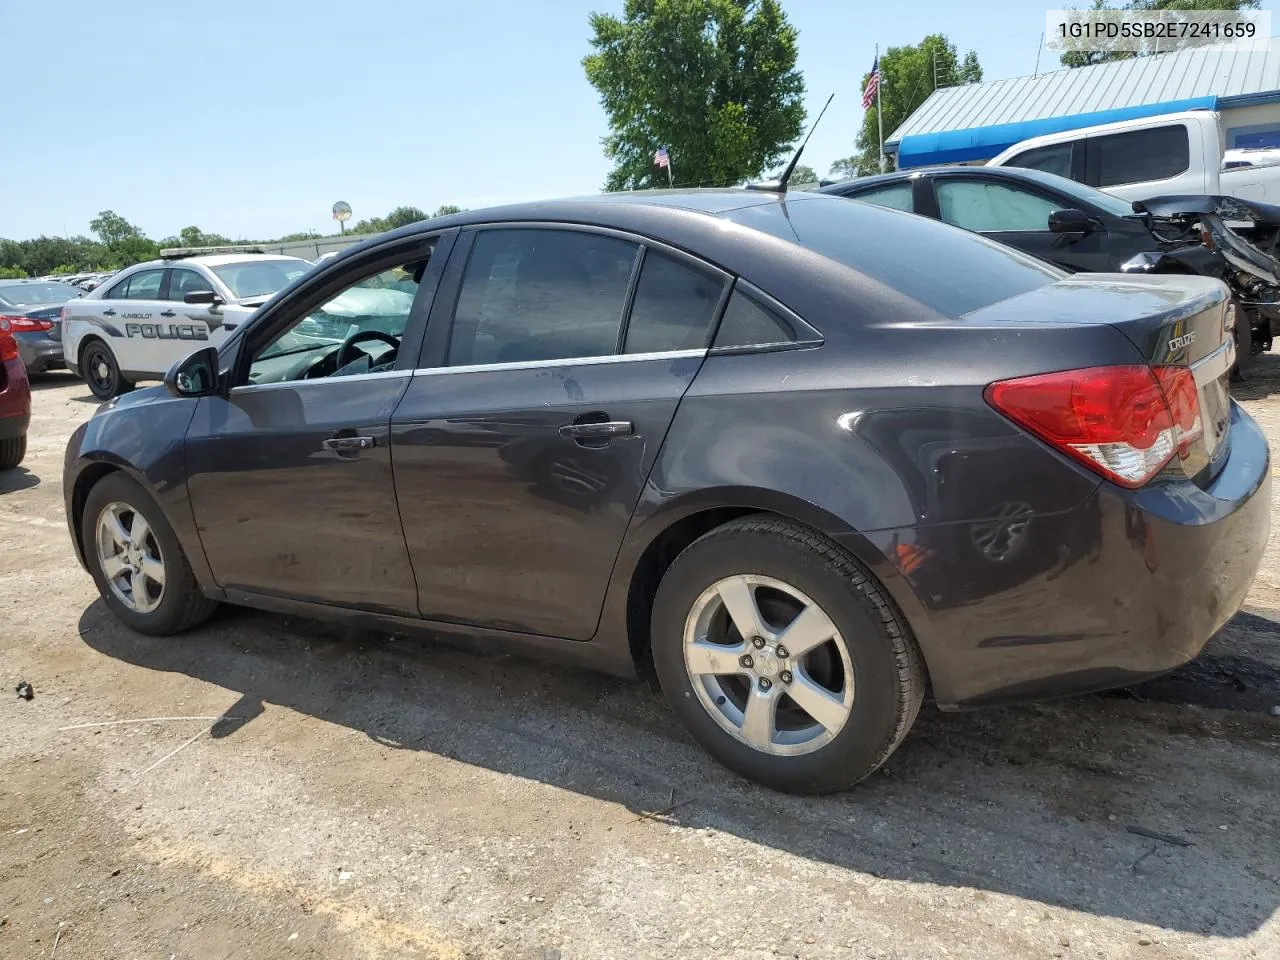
<box><xmin>875</xmin><ymin>402</ymin><xmax>1272</xmax><ymax>708</ymax></box>
<box><xmin>14</xmin><ymin>331</ymin><xmax>64</xmax><ymax>373</ymax></box>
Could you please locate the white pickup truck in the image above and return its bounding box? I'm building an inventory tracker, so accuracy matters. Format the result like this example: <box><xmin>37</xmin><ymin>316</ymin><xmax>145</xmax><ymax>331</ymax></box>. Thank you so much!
<box><xmin>986</xmin><ymin>110</ymin><xmax>1280</xmax><ymax>204</ymax></box>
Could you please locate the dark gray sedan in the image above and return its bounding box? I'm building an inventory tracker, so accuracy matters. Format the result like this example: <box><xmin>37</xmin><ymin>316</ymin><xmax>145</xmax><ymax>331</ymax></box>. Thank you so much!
<box><xmin>0</xmin><ymin>279</ymin><xmax>82</xmax><ymax>374</ymax></box>
<box><xmin>62</xmin><ymin>191</ymin><xmax>1270</xmax><ymax>793</ymax></box>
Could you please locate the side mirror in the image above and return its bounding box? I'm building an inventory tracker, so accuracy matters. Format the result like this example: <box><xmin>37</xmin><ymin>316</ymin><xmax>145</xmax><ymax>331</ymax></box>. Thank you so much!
<box><xmin>183</xmin><ymin>289</ymin><xmax>221</xmax><ymax>305</ymax></box>
<box><xmin>164</xmin><ymin>346</ymin><xmax>222</xmax><ymax>398</ymax></box>
<box><xmin>1048</xmin><ymin>208</ymin><xmax>1097</xmax><ymax>234</ymax></box>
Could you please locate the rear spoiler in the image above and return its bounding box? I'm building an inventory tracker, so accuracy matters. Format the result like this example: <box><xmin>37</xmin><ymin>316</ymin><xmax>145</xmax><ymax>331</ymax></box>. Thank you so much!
<box><xmin>1134</xmin><ymin>194</ymin><xmax>1280</xmax><ymax>224</ymax></box>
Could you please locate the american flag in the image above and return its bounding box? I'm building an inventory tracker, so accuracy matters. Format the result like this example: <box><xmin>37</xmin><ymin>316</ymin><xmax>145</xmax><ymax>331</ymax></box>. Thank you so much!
<box><xmin>653</xmin><ymin>147</ymin><xmax>670</xmax><ymax>169</ymax></box>
<box><xmin>861</xmin><ymin>57</ymin><xmax>880</xmax><ymax>110</ymax></box>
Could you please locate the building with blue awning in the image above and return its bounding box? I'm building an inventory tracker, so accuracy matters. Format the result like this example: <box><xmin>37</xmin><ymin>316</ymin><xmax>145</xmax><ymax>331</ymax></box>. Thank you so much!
<box><xmin>887</xmin><ymin>39</ymin><xmax>1280</xmax><ymax>169</ymax></box>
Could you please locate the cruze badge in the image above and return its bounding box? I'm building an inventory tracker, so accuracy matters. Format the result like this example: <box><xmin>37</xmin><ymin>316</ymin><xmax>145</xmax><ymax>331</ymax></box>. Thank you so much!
<box><xmin>1168</xmin><ymin>331</ymin><xmax>1196</xmax><ymax>351</ymax></box>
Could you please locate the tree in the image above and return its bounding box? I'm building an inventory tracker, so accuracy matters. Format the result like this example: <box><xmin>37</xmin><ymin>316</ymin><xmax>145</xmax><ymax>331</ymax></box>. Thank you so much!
<box><xmin>0</xmin><ymin>265</ymin><xmax>25</xmax><ymax>279</ymax></box>
<box><xmin>584</xmin><ymin>0</ymin><xmax>806</xmax><ymax>190</ymax></box>
<box><xmin>89</xmin><ymin>210</ymin><xmax>143</xmax><ymax>247</ymax></box>
<box><xmin>88</xmin><ymin>210</ymin><xmax>158</xmax><ymax>268</ymax></box>
<box><xmin>770</xmin><ymin>163</ymin><xmax>818</xmax><ymax>185</ymax></box>
<box><xmin>829</xmin><ymin>35</ymin><xmax>981</xmax><ymax>178</ymax></box>
<box><xmin>384</xmin><ymin>206</ymin><xmax>428</xmax><ymax>229</ymax></box>
<box><xmin>432</xmin><ymin>204</ymin><xmax>464</xmax><ymax>217</ymax></box>
<box><xmin>1060</xmin><ymin>0</ymin><xmax>1260</xmax><ymax>68</ymax></box>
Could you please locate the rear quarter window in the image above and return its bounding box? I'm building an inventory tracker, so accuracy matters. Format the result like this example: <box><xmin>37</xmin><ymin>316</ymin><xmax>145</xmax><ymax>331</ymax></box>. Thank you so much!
<box><xmin>1092</xmin><ymin>125</ymin><xmax>1190</xmax><ymax>187</ymax></box>
<box><xmin>722</xmin><ymin>197</ymin><xmax>1062</xmax><ymax>317</ymax></box>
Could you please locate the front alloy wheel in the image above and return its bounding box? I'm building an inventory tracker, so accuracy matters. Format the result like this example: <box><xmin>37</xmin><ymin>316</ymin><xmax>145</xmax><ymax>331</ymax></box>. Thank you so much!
<box><xmin>95</xmin><ymin>501</ymin><xmax>166</xmax><ymax>613</ymax></box>
<box><xmin>81</xmin><ymin>472</ymin><xmax>218</xmax><ymax>635</ymax></box>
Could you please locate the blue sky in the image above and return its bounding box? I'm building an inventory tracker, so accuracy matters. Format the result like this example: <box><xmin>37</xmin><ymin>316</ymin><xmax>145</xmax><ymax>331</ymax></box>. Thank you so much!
<box><xmin>4</xmin><ymin>0</ymin><xmax>1270</xmax><ymax>241</ymax></box>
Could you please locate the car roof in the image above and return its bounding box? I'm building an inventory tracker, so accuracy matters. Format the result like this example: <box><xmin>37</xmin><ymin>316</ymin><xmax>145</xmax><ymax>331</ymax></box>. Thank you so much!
<box><xmin>122</xmin><ymin>253</ymin><xmax>310</xmax><ymax>272</ymax></box>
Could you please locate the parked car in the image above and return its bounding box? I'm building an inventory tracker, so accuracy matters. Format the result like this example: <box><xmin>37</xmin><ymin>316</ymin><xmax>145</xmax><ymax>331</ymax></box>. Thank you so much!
<box><xmin>985</xmin><ymin>110</ymin><xmax>1280</xmax><ymax>205</ymax></box>
<box><xmin>62</xmin><ymin>252</ymin><xmax>311</xmax><ymax>399</ymax></box>
<box><xmin>818</xmin><ymin>166</ymin><xmax>1267</xmax><ymax>367</ymax></box>
<box><xmin>63</xmin><ymin>191</ymin><xmax>1270</xmax><ymax>793</ymax></box>
<box><xmin>0</xmin><ymin>279</ymin><xmax>84</xmax><ymax>375</ymax></box>
<box><xmin>0</xmin><ymin>318</ymin><xmax>32</xmax><ymax>469</ymax></box>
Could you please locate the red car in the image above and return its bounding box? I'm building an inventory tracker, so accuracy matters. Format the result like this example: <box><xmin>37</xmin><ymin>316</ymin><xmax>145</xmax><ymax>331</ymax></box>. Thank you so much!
<box><xmin>0</xmin><ymin>318</ymin><xmax>31</xmax><ymax>469</ymax></box>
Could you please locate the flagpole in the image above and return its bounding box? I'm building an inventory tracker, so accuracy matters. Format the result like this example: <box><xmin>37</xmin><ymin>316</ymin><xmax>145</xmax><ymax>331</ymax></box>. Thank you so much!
<box><xmin>876</xmin><ymin>43</ymin><xmax>885</xmax><ymax>172</ymax></box>
<box><xmin>667</xmin><ymin>154</ymin><xmax>674</xmax><ymax>187</ymax></box>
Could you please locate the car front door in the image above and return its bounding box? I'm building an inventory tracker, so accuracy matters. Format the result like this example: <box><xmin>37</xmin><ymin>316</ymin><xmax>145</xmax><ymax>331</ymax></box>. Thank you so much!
<box><xmin>929</xmin><ymin>176</ymin><xmax>1114</xmax><ymax>272</ymax></box>
<box><xmin>391</xmin><ymin>226</ymin><xmax>729</xmax><ymax>640</ymax></box>
<box><xmin>182</xmin><ymin>233</ymin><xmax>450</xmax><ymax>614</ymax></box>
<box><xmin>163</xmin><ymin>267</ymin><xmax>240</xmax><ymax>350</ymax></box>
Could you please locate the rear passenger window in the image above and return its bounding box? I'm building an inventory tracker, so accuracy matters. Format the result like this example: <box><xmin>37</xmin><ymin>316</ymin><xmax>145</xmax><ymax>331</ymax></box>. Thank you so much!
<box><xmin>1093</xmin><ymin>126</ymin><xmax>1190</xmax><ymax>187</ymax></box>
<box><xmin>623</xmin><ymin>251</ymin><xmax>725</xmax><ymax>354</ymax></box>
<box><xmin>448</xmin><ymin>229</ymin><xmax>637</xmax><ymax>366</ymax></box>
<box><xmin>120</xmin><ymin>269</ymin><xmax>164</xmax><ymax>300</ymax></box>
<box><xmin>849</xmin><ymin>183</ymin><xmax>914</xmax><ymax>212</ymax></box>
<box><xmin>713</xmin><ymin>290</ymin><xmax>797</xmax><ymax>348</ymax></box>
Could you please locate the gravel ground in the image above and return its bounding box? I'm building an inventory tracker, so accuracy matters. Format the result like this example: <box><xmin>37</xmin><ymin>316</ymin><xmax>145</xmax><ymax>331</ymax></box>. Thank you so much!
<box><xmin>1</xmin><ymin>358</ymin><xmax>1278</xmax><ymax>960</ymax></box>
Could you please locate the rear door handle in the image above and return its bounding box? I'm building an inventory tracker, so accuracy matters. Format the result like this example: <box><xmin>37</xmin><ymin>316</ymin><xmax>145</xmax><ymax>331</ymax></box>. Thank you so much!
<box><xmin>103</xmin><ymin>308</ymin><xmax>116</xmax><ymax>316</ymax></box>
<box><xmin>322</xmin><ymin>436</ymin><xmax>376</xmax><ymax>451</ymax></box>
<box><xmin>159</xmin><ymin>310</ymin><xmax>176</xmax><ymax>317</ymax></box>
<box><xmin>559</xmin><ymin>420</ymin><xmax>633</xmax><ymax>439</ymax></box>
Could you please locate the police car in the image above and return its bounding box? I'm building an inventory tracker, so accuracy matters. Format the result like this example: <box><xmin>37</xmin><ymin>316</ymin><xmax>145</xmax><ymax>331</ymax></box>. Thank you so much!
<box><xmin>62</xmin><ymin>247</ymin><xmax>312</xmax><ymax>399</ymax></box>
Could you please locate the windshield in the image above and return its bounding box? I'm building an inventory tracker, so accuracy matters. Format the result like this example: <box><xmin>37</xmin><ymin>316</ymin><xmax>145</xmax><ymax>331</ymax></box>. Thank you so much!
<box><xmin>0</xmin><ymin>282</ymin><xmax>83</xmax><ymax>307</ymax></box>
<box><xmin>1011</xmin><ymin>168</ymin><xmax>1137</xmax><ymax>217</ymax></box>
<box><xmin>210</xmin><ymin>259</ymin><xmax>311</xmax><ymax>300</ymax></box>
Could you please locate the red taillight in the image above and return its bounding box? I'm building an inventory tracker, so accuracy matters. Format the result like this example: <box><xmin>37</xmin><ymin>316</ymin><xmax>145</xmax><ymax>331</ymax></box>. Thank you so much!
<box><xmin>985</xmin><ymin>365</ymin><xmax>1202</xmax><ymax>488</ymax></box>
<box><xmin>0</xmin><ymin>333</ymin><xmax>17</xmax><ymax>362</ymax></box>
<box><xmin>0</xmin><ymin>314</ymin><xmax>53</xmax><ymax>332</ymax></box>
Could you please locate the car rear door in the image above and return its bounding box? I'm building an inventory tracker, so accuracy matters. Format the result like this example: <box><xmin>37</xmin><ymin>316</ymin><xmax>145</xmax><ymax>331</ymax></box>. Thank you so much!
<box><xmin>929</xmin><ymin>175</ymin><xmax>1115</xmax><ymax>272</ymax></box>
<box><xmin>106</xmin><ymin>267</ymin><xmax>170</xmax><ymax>377</ymax></box>
<box><xmin>390</xmin><ymin>225</ymin><xmax>730</xmax><ymax>640</ymax></box>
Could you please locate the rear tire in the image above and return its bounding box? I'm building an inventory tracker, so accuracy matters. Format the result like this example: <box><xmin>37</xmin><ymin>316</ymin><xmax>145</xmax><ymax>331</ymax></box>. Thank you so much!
<box><xmin>82</xmin><ymin>472</ymin><xmax>218</xmax><ymax>635</ymax></box>
<box><xmin>0</xmin><ymin>435</ymin><xmax>25</xmax><ymax>470</ymax></box>
<box><xmin>80</xmin><ymin>339</ymin><xmax>134</xmax><ymax>401</ymax></box>
<box><xmin>650</xmin><ymin>515</ymin><xmax>925</xmax><ymax>794</ymax></box>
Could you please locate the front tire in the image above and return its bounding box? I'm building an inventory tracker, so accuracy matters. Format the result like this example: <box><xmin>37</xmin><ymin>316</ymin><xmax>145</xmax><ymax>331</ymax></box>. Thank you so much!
<box><xmin>82</xmin><ymin>472</ymin><xmax>218</xmax><ymax>635</ymax></box>
<box><xmin>80</xmin><ymin>339</ymin><xmax>134</xmax><ymax>401</ymax></box>
<box><xmin>650</xmin><ymin>515</ymin><xmax>925</xmax><ymax>794</ymax></box>
<box><xmin>0</xmin><ymin>435</ymin><xmax>25</xmax><ymax>470</ymax></box>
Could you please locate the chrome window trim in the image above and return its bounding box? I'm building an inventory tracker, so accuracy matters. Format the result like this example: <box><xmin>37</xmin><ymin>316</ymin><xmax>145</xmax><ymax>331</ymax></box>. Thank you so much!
<box><xmin>229</xmin><ymin>368</ymin><xmax>413</xmax><ymax>394</ymax></box>
<box><xmin>412</xmin><ymin>347</ymin><xmax>707</xmax><ymax>377</ymax></box>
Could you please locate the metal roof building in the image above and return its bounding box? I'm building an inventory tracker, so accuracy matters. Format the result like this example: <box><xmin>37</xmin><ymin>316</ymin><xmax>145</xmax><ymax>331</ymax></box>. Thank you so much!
<box><xmin>888</xmin><ymin>39</ymin><xmax>1280</xmax><ymax>168</ymax></box>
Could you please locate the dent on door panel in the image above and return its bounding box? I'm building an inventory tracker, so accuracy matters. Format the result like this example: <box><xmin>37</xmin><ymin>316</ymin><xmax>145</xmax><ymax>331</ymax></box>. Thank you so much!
<box><xmin>390</xmin><ymin>353</ymin><xmax>704</xmax><ymax>640</ymax></box>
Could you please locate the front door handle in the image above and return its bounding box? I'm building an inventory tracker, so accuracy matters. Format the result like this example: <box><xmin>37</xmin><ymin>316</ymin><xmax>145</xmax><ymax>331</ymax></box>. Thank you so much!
<box><xmin>103</xmin><ymin>308</ymin><xmax>116</xmax><ymax>316</ymax></box>
<box><xmin>159</xmin><ymin>310</ymin><xmax>176</xmax><ymax>317</ymax></box>
<box><xmin>559</xmin><ymin>420</ymin><xmax>633</xmax><ymax>440</ymax></box>
<box><xmin>322</xmin><ymin>435</ymin><xmax>376</xmax><ymax>452</ymax></box>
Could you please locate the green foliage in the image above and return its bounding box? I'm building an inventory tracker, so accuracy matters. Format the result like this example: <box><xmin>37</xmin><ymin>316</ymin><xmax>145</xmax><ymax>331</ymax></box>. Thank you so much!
<box><xmin>0</xmin><ymin>265</ymin><xmax>26</xmax><ymax>279</ymax></box>
<box><xmin>3</xmin><ymin>202</ymin><xmax>461</xmax><ymax>276</ymax></box>
<box><xmin>432</xmin><ymin>204</ymin><xmax>464</xmax><ymax>217</ymax></box>
<box><xmin>1060</xmin><ymin>0</ymin><xmax>1260</xmax><ymax>67</ymax></box>
<box><xmin>829</xmin><ymin>34</ymin><xmax>982</xmax><ymax>178</ymax></box>
<box><xmin>584</xmin><ymin>0</ymin><xmax>806</xmax><ymax>190</ymax></box>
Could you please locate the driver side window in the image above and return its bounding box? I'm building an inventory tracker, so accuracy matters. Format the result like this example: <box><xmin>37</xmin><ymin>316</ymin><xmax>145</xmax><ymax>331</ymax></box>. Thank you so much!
<box><xmin>247</xmin><ymin>262</ymin><xmax>424</xmax><ymax>385</ymax></box>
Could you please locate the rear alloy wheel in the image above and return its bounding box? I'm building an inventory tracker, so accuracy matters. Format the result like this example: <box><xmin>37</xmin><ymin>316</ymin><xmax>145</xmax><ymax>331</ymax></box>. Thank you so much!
<box><xmin>651</xmin><ymin>516</ymin><xmax>925</xmax><ymax>794</ymax></box>
<box><xmin>81</xmin><ymin>340</ymin><xmax>134</xmax><ymax>401</ymax></box>
<box><xmin>0</xmin><ymin>435</ymin><xmax>25</xmax><ymax>470</ymax></box>
<box><xmin>82</xmin><ymin>472</ymin><xmax>217</xmax><ymax>635</ymax></box>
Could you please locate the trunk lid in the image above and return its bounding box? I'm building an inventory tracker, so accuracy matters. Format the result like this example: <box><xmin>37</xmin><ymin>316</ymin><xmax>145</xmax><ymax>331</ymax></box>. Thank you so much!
<box><xmin>967</xmin><ymin>274</ymin><xmax>1234</xmax><ymax>486</ymax></box>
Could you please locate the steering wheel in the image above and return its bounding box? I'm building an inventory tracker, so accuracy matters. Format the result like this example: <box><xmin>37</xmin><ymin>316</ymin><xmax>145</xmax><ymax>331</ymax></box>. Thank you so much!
<box><xmin>335</xmin><ymin>329</ymin><xmax>401</xmax><ymax>370</ymax></box>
